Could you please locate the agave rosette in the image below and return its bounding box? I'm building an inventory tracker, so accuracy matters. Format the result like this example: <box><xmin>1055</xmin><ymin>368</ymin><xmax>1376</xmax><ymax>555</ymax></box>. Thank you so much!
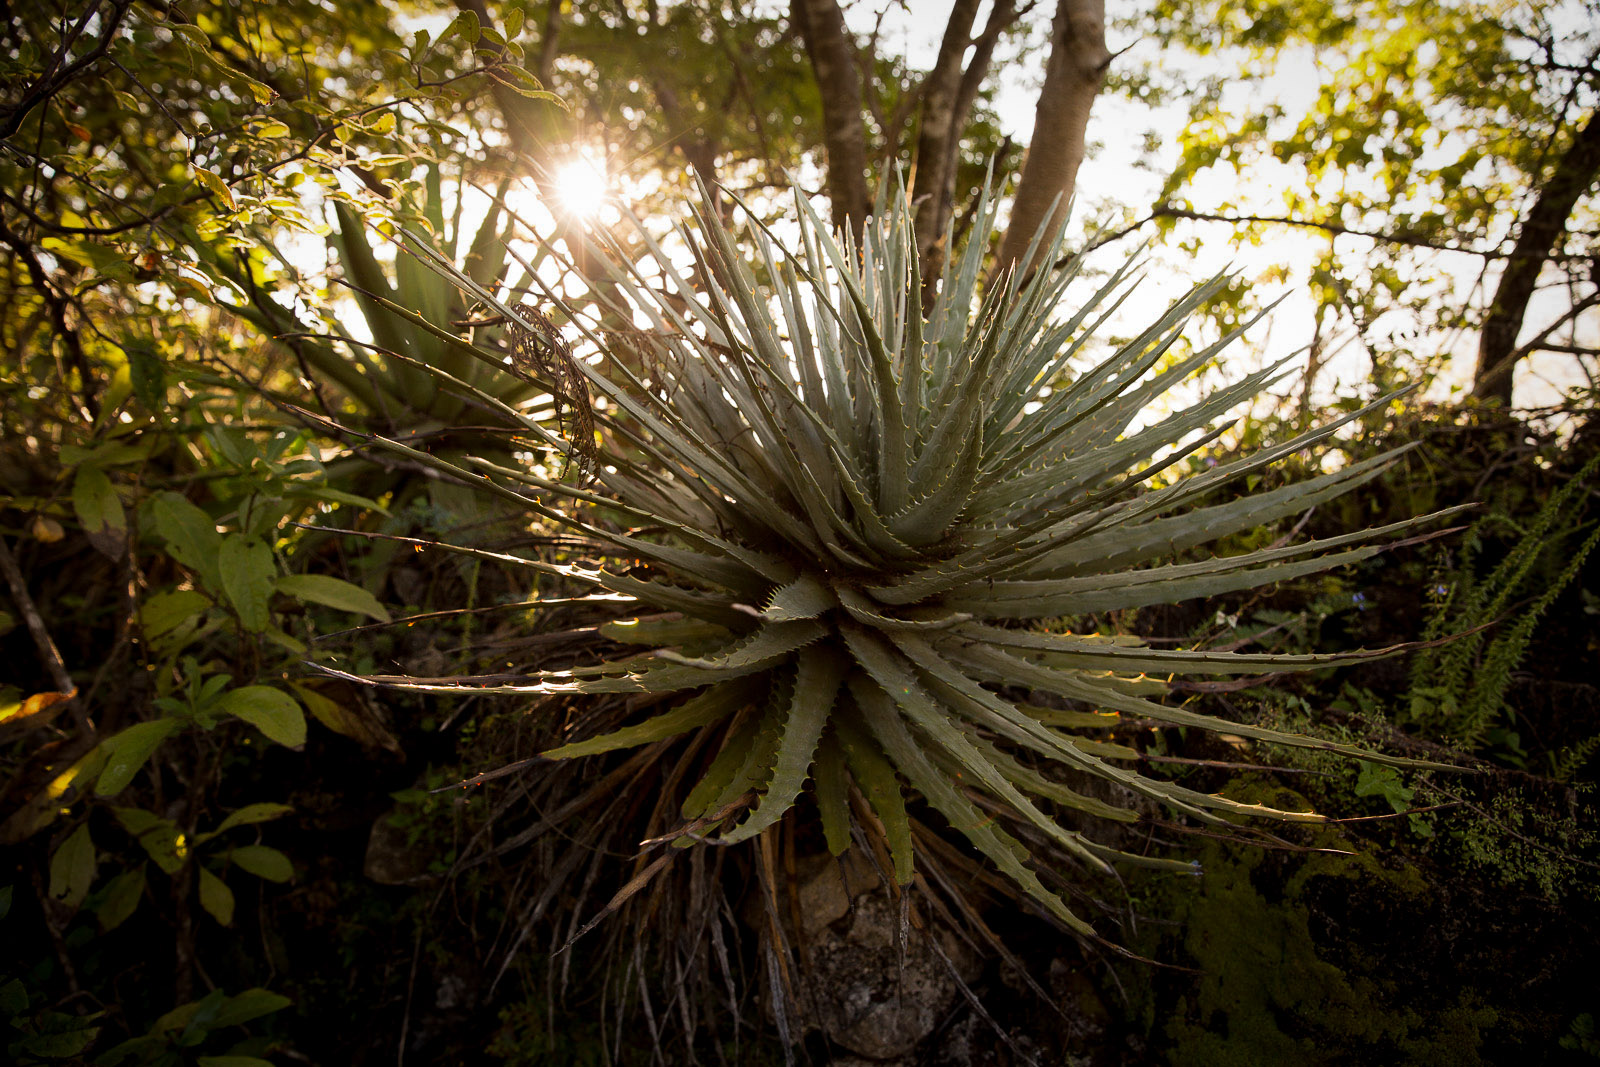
<box><xmin>363</xmin><ymin>181</ymin><xmax>1454</xmax><ymax>932</ymax></box>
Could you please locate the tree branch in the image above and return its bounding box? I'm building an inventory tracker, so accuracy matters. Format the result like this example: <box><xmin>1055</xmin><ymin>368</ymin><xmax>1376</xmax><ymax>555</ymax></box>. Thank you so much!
<box><xmin>1473</xmin><ymin>108</ymin><xmax>1600</xmax><ymax>404</ymax></box>
<box><xmin>0</xmin><ymin>537</ymin><xmax>90</xmax><ymax>736</ymax></box>
<box><xmin>0</xmin><ymin>214</ymin><xmax>99</xmax><ymax>418</ymax></box>
<box><xmin>1511</xmin><ymin>289</ymin><xmax>1600</xmax><ymax>362</ymax></box>
<box><xmin>1086</xmin><ymin>206</ymin><xmax>1506</xmax><ymax>258</ymax></box>
<box><xmin>994</xmin><ymin>0</ymin><xmax>1110</xmax><ymax>277</ymax></box>
<box><xmin>0</xmin><ymin>0</ymin><xmax>136</xmax><ymax>143</ymax></box>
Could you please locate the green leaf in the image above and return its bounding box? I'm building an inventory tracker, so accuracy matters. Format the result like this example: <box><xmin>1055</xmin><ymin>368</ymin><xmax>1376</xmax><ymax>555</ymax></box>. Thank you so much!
<box><xmin>599</xmin><ymin>616</ymin><xmax>731</xmax><ymax>647</ymax></box>
<box><xmin>216</xmin><ymin>686</ymin><xmax>306</xmax><ymax>748</ymax></box>
<box><xmin>96</xmin><ymin>719</ymin><xmax>181</xmax><ymax>796</ymax></box>
<box><xmin>238</xmin><ymin>76</ymin><xmax>276</xmax><ymax>104</ymax></box>
<box><xmin>496</xmin><ymin>64</ymin><xmax>559</xmax><ymax>101</ymax></box>
<box><xmin>722</xmin><ymin>648</ymin><xmax>848</xmax><ymax>843</ymax></box>
<box><xmin>114</xmin><ymin>807</ymin><xmax>186</xmax><ymax>875</ymax></box>
<box><xmin>193</xmin><ymin>165</ymin><xmax>235</xmax><ymax>211</ymax></box>
<box><xmin>274</xmin><ymin>573</ymin><xmax>390</xmax><ymax>622</ymax></box>
<box><xmin>72</xmin><ymin>464</ymin><xmax>127</xmax><ymax>557</ymax></box>
<box><xmin>48</xmin><ymin>824</ymin><xmax>95</xmax><ymax>910</ymax></box>
<box><xmin>169</xmin><ymin>22</ymin><xmax>209</xmax><ymax>48</ymax></box>
<box><xmin>833</xmin><ymin>716</ymin><xmax>913</xmax><ymax>885</ymax></box>
<box><xmin>152</xmin><ymin>992</ymin><xmax>216</xmax><ymax>1035</ymax></box>
<box><xmin>443</xmin><ymin>9</ymin><xmax>479</xmax><ymax>43</ymax></box>
<box><xmin>16</xmin><ymin>1018</ymin><xmax>100</xmax><ymax>1058</ymax></box>
<box><xmin>681</xmin><ymin>713</ymin><xmax>760</xmax><ymax>819</ymax></box>
<box><xmin>852</xmin><ymin>677</ymin><xmax>1092</xmax><ymax>933</ymax></box>
<box><xmin>812</xmin><ymin>731</ymin><xmax>853</xmax><ymax>856</ymax></box>
<box><xmin>218</xmin><ymin>535</ymin><xmax>276</xmax><ymax>632</ymax></box>
<box><xmin>759</xmin><ymin>574</ymin><xmax>837</xmax><ymax>621</ymax></box>
<box><xmin>208</xmin><ymin>988</ymin><xmax>291</xmax><ymax>1029</ymax></box>
<box><xmin>96</xmin><ymin>865</ymin><xmax>146</xmax><ymax>931</ymax></box>
<box><xmin>543</xmin><ymin>677</ymin><xmax>758</xmax><ymax>759</ymax></box>
<box><xmin>283</xmin><ymin>483</ymin><xmax>390</xmax><ymax>513</ymax></box>
<box><xmin>124</xmin><ymin>341</ymin><xmax>167</xmax><ymax>413</ymax></box>
<box><xmin>289</xmin><ymin>682</ymin><xmax>401</xmax><ymax>752</ymax></box>
<box><xmin>229</xmin><ymin>845</ymin><xmax>293</xmax><ymax>882</ymax></box>
<box><xmin>653</xmin><ymin>620</ymin><xmax>824</xmax><ymax>671</ymax></box>
<box><xmin>140</xmin><ymin>589</ymin><xmax>211</xmax><ymax>641</ymax></box>
<box><xmin>198</xmin><ymin>866</ymin><xmax>234</xmax><ymax>926</ymax></box>
<box><xmin>148</xmin><ymin>492</ymin><xmax>222</xmax><ymax>587</ymax></box>
<box><xmin>1355</xmin><ymin>760</ymin><xmax>1414</xmax><ymax>813</ymax></box>
<box><xmin>212</xmin><ymin>803</ymin><xmax>294</xmax><ymax>835</ymax></box>
<box><xmin>0</xmin><ymin>977</ymin><xmax>26</xmax><ymax>1015</ymax></box>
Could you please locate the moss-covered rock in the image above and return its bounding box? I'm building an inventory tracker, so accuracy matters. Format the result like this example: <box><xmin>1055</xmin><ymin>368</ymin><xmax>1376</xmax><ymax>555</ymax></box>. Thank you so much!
<box><xmin>1130</xmin><ymin>779</ymin><xmax>1588</xmax><ymax>1066</ymax></box>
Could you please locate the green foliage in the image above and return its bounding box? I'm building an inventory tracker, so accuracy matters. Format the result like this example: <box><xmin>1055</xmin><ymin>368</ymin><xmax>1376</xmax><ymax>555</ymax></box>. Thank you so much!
<box><xmin>1451</xmin><ymin>789</ymin><xmax>1598</xmax><ymax>901</ymax></box>
<box><xmin>1563</xmin><ymin>1013</ymin><xmax>1600</xmax><ymax>1057</ymax></box>
<box><xmin>547</xmin><ymin>2</ymin><xmax>825</xmax><ymax>192</ymax></box>
<box><xmin>94</xmin><ymin>987</ymin><xmax>290</xmax><ymax>1067</ymax></box>
<box><xmin>1408</xmin><ymin>450</ymin><xmax>1600</xmax><ymax>762</ymax></box>
<box><xmin>0</xmin><ymin>0</ymin><xmax>552</xmax><ymax>453</ymax></box>
<box><xmin>1129</xmin><ymin>0</ymin><xmax>1599</xmax><ymax>402</ymax></box>
<box><xmin>1150</xmin><ymin>829</ymin><xmax>1500</xmax><ymax>1067</ymax></box>
<box><xmin>1</xmin><ymin>394</ymin><xmax>407</xmax><ymax>1060</ymax></box>
<box><xmin>1354</xmin><ymin>760</ymin><xmax>1433</xmax><ymax>837</ymax></box>
<box><xmin>2</xmin><ymin>973</ymin><xmax>103</xmax><ymax>1064</ymax></box>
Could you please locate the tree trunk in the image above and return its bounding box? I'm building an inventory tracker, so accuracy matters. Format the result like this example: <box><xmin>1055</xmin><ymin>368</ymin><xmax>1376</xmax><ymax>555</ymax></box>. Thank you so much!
<box><xmin>913</xmin><ymin>0</ymin><xmax>1017</xmax><ymax>297</ymax></box>
<box><xmin>912</xmin><ymin>0</ymin><xmax>983</xmax><ymax>251</ymax></box>
<box><xmin>791</xmin><ymin>0</ymin><xmax>870</xmax><ymax>242</ymax></box>
<box><xmin>993</xmin><ymin>0</ymin><xmax>1110</xmax><ymax>279</ymax></box>
<box><xmin>651</xmin><ymin>75</ymin><xmax>724</xmax><ymax>216</ymax></box>
<box><xmin>535</xmin><ymin>0</ymin><xmax>564</xmax><ymax>88</ymax></box>
<box><xmin>1471</xmin><ymin>108</ymin><xmax>1600</xmax><ymax>407</ymax></box>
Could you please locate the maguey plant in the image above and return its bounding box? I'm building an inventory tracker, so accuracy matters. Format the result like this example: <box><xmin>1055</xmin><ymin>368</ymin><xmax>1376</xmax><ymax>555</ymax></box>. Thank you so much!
<box><xmin>330</xmin><ymin>179</ymin><xmax>1457</xmax><ymax>935</ymax></box>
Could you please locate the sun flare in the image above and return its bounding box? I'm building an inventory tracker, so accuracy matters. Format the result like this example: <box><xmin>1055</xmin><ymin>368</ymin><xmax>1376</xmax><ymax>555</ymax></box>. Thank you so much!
<box><xmin>551</xmin><ymin>158</ymin><xmax>608</xmax><ymax>220</ymax></box>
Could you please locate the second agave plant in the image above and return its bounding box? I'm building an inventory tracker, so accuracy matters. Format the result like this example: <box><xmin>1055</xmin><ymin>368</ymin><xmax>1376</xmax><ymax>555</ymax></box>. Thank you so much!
<box><xmin>359</xmin><ymin>179</ymin><xmax>1455</xmax><ymax>934</ymax></box>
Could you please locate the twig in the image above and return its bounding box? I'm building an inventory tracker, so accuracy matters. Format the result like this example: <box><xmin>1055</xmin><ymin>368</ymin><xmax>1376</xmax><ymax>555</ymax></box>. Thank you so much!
<box><xmin>1139</xmin><ymin>753</ymin><xmax>1331</xmax><ymax>776</ymax></box>
<box><xmin>1324</xmin><ymin>801</ymin><xmax>1463</xmax><ymax>823</ymax></box>
<box><xmin>0</xmin><ymin>0</ymin><xmax>137</xmax><ymax>143</ymax></box>
<box><xmin>0</xmin><ymin>536</ymin><xmax>90</xmax><ymax>734</ymax></box>
<box><xmin>1080</xmin><ymin>205</ymin><xmax>1506</xmax><ymax>261</ymax></box>
<box><xmin>0</xmin><ymin>215</ymin><xmax>99</xmax><ymax>418</ymax></box>
<box><xmin>430</xmin><ymin>757</ymin><xmax>549</xmax><ymax>793</ymax></box>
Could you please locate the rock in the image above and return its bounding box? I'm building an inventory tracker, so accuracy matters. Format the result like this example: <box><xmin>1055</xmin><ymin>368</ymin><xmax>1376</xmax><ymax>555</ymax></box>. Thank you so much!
<box><xmin>363</xmin><ymin>810</ymin><xmax>438</xmax><ymax>886</ymax></box>
<box><xmin>796</xmin><ymin>853</ymin><xmax>852</xmax><ymax>935</ymax></box>
<box><xmin>784</xmin><ymin>852</ymin><xmax>979</xmax><ymax>1061</ymax></box>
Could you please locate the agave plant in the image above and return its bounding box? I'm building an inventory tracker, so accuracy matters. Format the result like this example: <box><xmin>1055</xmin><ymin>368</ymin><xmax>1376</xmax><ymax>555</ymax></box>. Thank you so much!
<box><xmin>191</xmin><ymin>167</ymin><xmax>593</xmax><ymax>597</ymax></box>
<box><xmin>344</xmin><ymin>179</ymin><xmax>1455</xmax><ymax>934</ymax></box>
